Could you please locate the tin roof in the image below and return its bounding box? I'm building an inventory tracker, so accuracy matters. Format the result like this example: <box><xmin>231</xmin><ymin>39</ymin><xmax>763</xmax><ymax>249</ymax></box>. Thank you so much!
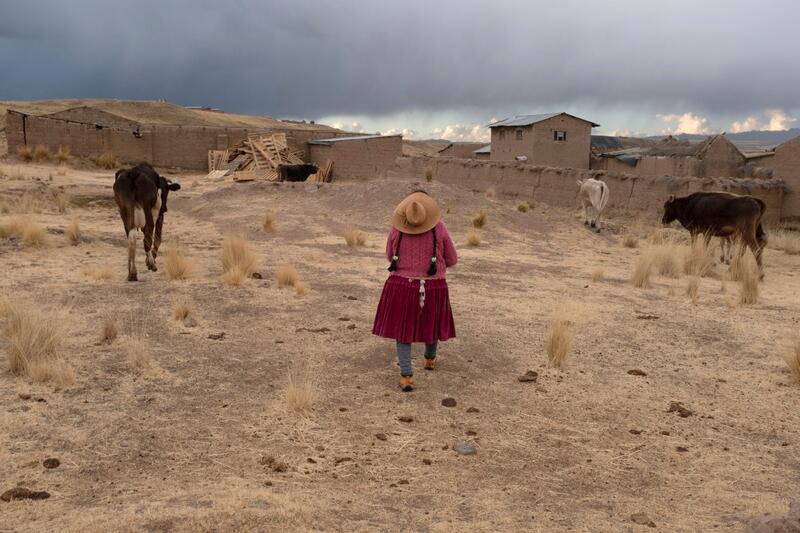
<box><xmin>474</xmin><ymin>144</ymin><xmax>492</xmax><ymax>154</ymax></box>
<box><xmin>488</xmin><ymin>112</ymin><xmax>599</xmax><ymax>128</ymax></box>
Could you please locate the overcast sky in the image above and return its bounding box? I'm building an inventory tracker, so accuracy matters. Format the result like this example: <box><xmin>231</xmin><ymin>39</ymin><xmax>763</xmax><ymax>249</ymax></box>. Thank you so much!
<box><xmin>1</xmin><ymin>0</ymin><xmax>798</xmax><ymax>140</ymax></box>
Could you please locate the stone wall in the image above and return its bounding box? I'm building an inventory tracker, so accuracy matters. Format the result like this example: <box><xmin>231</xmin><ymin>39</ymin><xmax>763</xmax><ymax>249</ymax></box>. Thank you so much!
<box><xmin>309</xmin><ymin>136</ymin><xmax>402</xmax><ymax>181</ymax></box>
<box><xmin>386</xmin><ymin>156</ymin><xmax>789</xmax><ymax>223</ymax></box>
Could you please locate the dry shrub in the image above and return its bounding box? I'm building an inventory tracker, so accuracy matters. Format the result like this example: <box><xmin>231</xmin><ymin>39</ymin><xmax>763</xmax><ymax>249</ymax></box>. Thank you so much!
<box><xmin>17</xmin><ymin>146</ymin><xmax>34</xmax><ymax>162</ymax></box>
<box><xmin>466</xmin><ymin>229</ymin><xmax>481</xmax><ymax>246</ymax></box>
<box><xmin>21</xmin><ymin>219</ymin><xmax>48</xmax><ymax>248</ymax></box>
<box><xmin>630</xmin><ymin>248</ymin><xmax>656</xmax><ymax>288</ymax></box>
<box><xmin>262</xmin><ymin>212</ymin><xmax>277</xmax><ymax>233</ymax></box>
<box><xmin>784</xmin><ymin>337</ymin><xmax>800</xmax><ymax>383</ymax></box>
<box><xmin>622</xmin><ymin>233</ymin><xmax>639</xmax><ymax>248</ymax></box>
<box><xmin>652</xmin><ymin>243</ymin><xmax>681</xmax><ymax>278</ymax></box>
<box><xmin>484</xmin><ymin>188</ymin><xmax>495</xmax><ymax>199</ymax></box>
<box><xmin>277</xmin><ymin>264</ymin><xmax>300</xmax><ymax>288</ymax></box>
<box><xmin>33</xmin><ymin>145</ymin><xmax>51</xmax><ymax>162</ymax></box>
<box><xmin>343</xmin><ymin>224</ymin><xmax>367</xmax><ymax>247</ymax></box>
<box><xmin>472</xmin><ymin>212</ymin><xmax>487</xmax><ymax>229</ymax></box>
<box><xmin>221</xmin><ymin>235</ymin><xmax>257</xmax><ymax>285</ymax></box>
<box><xmin>99</xmin><ymin>318</ymin><xmax>118</xmax><ymax>344</ymax></box>
<box><xmin>285</xmin><ymin>370</ymin><xmax>313</xmax><ymax>412</ymax></box>
<box><xmin>591</xmin><ymin>267</ymin><xmax>605</xmax><ymax>282</ymax></box>
<box><xmin>768</xmin><ymin>229</ymin><xmax>800</xmax><ymax>255</ymax></box>
<box><xmin>164</xmin><ymin>245</ymin><xmax>193</xmax><ymax>280</ymax></box>
<box><xmin>0</xmin><ymin>297</ymin><xmax>73</xmax><ymax>386</ymax></box>
<box><xmin>649</xmin><ymin>227</ymin><xmax>687</xmax><ymax>245</ymax></box>
<box><xmin>294</xmin><ymin>281</ymin><xmax>310</xmax><ymax>297</ymax></box>
<box><xmin>65</xmin><ymin>218</ymin><xmax>81</xmax><ymax>245</ymax></box>
<box><xmin>92</xmin><ymin>152</ymin><xmax>119</xmax><ymax>170</ymax></box>
<box><xmin>545</xmin><ymin>306</ymin><xmax>575</xmax><ymax>369</ymax></box>
<box><xmin>55</xmin><ymin>146</ymin><xmax>71</xmax><ymax>164</ymax></box>
<box><xmin>53</xmin><ymin>191</ymin><xmax>71</xmax><ymax>213</ymax></box>
<box><xmin>82</xmin><ymin>265</ymin><xmax>114</xmax><ymax>281</ymax></box>
<box><xmin>684</xmin><ymin>238</ymin><xmax>716</xmax><ymax>277</ymax></box>
<box><xmin>425</xmin><ymin>168</ymin><xmax>433</xmax><ymax>182</ymax></box>
<box><xmin>738</xmin><ymin>251</ymin><xmax>759</xmax><ymax>305</ymax></box>
<box><xmin>173</xmin><ymin>300</ymin><xmax>192</xmax><ymax>320</ymax></box>
<box><xmin>517</xmin><ymin>203</ymin><xmax>529</xmax><ymax>213</ymax></box>
<box><xmin>126</xmin><ymin>336</ymin><xmax>153</xmax><ymax>370</ymax></box>
<box><xmin>686</xmin><ymin>276</ymin><xmax>700</xmax><ymax>304</ymax></box>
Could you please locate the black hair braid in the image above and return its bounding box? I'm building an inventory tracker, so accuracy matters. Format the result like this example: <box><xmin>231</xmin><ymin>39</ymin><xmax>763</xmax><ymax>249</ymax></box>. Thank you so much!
<box><xmin>387</xmin><ymin>232</ymin><xmax>403</xmax><ymax>272</ymax></box>
<box><xmin>427</xmin><ymin>226</ymin><xmax>438</xmax><ymax>276</ymax></box>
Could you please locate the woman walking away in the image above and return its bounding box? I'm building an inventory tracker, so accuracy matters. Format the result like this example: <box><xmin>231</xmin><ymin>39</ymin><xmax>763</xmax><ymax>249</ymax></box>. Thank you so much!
<box><xmin>372</xmin><ymin>191</ymin><xmax>458</xmax><ymax>391</ymax></box>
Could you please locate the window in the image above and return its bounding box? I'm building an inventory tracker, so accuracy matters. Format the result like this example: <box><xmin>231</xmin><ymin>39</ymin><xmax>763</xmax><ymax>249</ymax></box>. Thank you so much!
<box><xmin>515</xmin><ymin>129</ymin><xmax>523</xmax><ymax>140</ymax></box>
<box><xmin>554</xmin><ymin>130</ymin><xmax>567</xmax><ymax>142</ymax></box>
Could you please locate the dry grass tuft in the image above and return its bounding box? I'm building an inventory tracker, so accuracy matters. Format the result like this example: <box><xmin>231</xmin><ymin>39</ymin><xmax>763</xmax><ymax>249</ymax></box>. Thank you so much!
<box><xmin>466</xmin><ymin>229</ymin><xmax>481</xmax><ymax>247</ymax></box>
<box><xmin>472</xmin><ymin>212</ymin><xmax>487</xmax><ymax>229</ymax></box>
<box><xmin>20</xmin><ymin>219</ymin><xmax>48</xmax><ymax>248</ymax></box>
<box><xmin>221</xmin><ymin>235</ymin><xmax>257</xmax><ymax>284</ymax></box>
<box><xmin>737</xmin><ymin>251</ymin><xmax>760</xmax><ymax>305</ymax></box>
<box><xmin>517</xmin><ymin>203</ymin><xmax>529</xmax><ymax>213</ymax></box>
<box><xmin>686</xmin><ymin>276</ymin><xmax>700</xmax><ymax>304</ymax></box>
<box><xmin>33</xmin><ymin>144</ymin><xmax>51</xmax><ymax>162</ymax></box>
<box><xmin>81</xmin><ymin>265</ymin><xmax>114</xmax><ymax>281</ymax></box>
<box><xmin>173</xmin><ymin>300</ymin><xmax>192</xmax><ymax>321</ymax></box>
<box><xmin>53</xmin><ymin>191</ymin><xmax>71</xmax><ymax>213</ymax></box>
<box><xmin>630</xmin><ymin>248</ymin><xmax>656</xmax><ymax>288</ymax></box>
<box><xmin>55</xmin><ymin>146</ymin><xmax>71</xmax><ymax>164</ymax></box>
<box><xmin>126</xmin><ymin>336</ymin><xmax>153</xmax><ymax>370</ymax></box>
<box><xmin>16</xmin><ymin>146</ymin><xmax>34</xmax><ymax>162</ymax></box>
<box><xmin>484</xmin><ymin>188</ymin><xmax>495</xmax><ymax>199</ymax></box>
<box><xmin>768</xmin><ymin>228</ymin><xmax>800</xmax><ymax>255</ymax></box>
<box><xmin>784</xmin><ymin>337</ymin><xmax>800</xmax><ymax>383</ymax></box>
<box><xmin>99</xmin><ymin>318</ymin><xmax>118</xmax><ymax>344</ymax></box>
<box><xmin>294</xmin><ymin>281</ymin><xmax>310</xmax><ymax>297</ymax></box>
<box><xmin>277</xmin><ymin>264</ymin><xmax>300</xmax><ymax>288</ymax></box>
<box><xmin>65</xmin><ymin>217</ymin><xmax>81</xmax><ymax>245</ymax></box>
<box><xmin>285</xmin><ymin>370</ymin><xmax>314</xmax><ymax>412</ymax></box>
<box><xmin>91</xmin><ymin>152</ymin><xmax>119</xmax><ymax>170</ymax></box>
<box><xmin>545</xmin><ymin>306</ymin><xmax>575</xmax><ymax>369</ymax></box>
<box><xmin>0</xmin><ymin>297</ymin><xmax>73</xmax><ymax>386</ymax></box>
<box><xmin>343</xmin><ymin>224</ymin><xmax>367</xmax><ymax>247</ymax></box>
<box><xmin>164</xmin><ymin>245</ymin><xmax>193</xmax><ymax>280</ymax></box>
<box><xmin>262</xmin><ymin>212</ymin><xmax>277</xmax><ymax>233</ymax></box>
<box><xmin>684</xmin><ymin>238</ymin><xmax>716</xmax><ymax>277</ymax></box>
<box><xmin>591</xmin><ymin>267</ymin><xmax>605</xmax><ymax>282</ymax></box>
<box><xmin>425</xmin><ymin>168</ymin><xmax>433</xmax><ymax>182</ymax></box>
<box><xmin>652</xmin><ymin>243</ymin><xmax>681</xmax><ymax>278</ymax></box>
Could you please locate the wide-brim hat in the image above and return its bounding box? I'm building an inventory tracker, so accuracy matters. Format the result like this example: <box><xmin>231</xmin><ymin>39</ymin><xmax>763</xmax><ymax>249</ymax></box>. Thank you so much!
<box><xmin>391</xmin><ymin>192</ymin><xmax>441</xmax><ymax>235</ymax></box>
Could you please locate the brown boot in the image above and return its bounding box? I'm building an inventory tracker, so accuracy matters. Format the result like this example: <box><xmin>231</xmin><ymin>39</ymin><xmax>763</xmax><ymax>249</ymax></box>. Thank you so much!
<box><xmin>424</xmin><ymin>358</ymin><xmax>436</xmax><ymax>371</ymax></box>
<box><xmin>399</xmin><ymin>375</ymin><xmax>414</xmax><ymax>392</ymax></box>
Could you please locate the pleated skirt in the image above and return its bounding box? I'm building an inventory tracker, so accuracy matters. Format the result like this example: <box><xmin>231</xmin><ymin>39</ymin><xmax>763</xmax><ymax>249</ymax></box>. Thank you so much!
<box><xmin>372</xmin><ymin>276</ymin><xmax>456</xmax><ymax>344</ymax></box>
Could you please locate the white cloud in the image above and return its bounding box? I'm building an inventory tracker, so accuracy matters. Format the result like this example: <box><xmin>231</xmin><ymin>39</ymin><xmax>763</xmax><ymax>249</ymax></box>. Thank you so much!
<box><xmin>729</xmin><ymin>109</ymin><xmax>797</xmax><ymax>132</ymax></box>
<box><xmin>656</xmin><ymin>112</ymin><xmax>712</xmax><ymax>135</ymax></box>
<box><xmin>331</xmin><ymin>121</ymin><xmax>367</xmax><ymax>133</ymax></box>
<box><xmin>382</xmin><ymin>127</ymin><xmax>419</xmax><ymax>139</ymax></box>
<box><xmin>429</xmin><ymin>122</ymin><xmax>490</xmax><ymax>142</ymax></box>
<box><xmin>603</xmin><ymin>128</ymin><xmax>647</xmax><ymax>138</ymax></box>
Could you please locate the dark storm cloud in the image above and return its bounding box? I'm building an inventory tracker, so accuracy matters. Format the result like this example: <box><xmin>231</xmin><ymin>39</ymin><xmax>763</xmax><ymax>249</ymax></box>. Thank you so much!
<box><xmin>0</xmin><ymin>0</ymin><xmax>797</xmax><ymax>118</ymax></box>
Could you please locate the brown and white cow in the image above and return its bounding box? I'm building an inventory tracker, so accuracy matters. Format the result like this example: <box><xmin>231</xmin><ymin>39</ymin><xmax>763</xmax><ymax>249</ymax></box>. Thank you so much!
<box><xmin>113</xmin><ymin>163</ymin><xmax>180</xmax><ymax>281</ymax></box>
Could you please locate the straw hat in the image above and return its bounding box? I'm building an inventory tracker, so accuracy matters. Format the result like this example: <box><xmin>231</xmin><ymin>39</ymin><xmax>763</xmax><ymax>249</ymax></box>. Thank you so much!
<box><xmin>391</xmin><ymin>192</ymin><xmax>441</xmax><ymax>235</ymax></box>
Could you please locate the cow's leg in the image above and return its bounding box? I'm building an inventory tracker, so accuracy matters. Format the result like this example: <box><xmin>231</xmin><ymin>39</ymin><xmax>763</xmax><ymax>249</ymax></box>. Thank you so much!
<box><xmin>143</xmin><ymin>209</ymin><xmax>157</xmax><ymax>272</ymax></box>
<box><xmin>582</xmin><ymin>200</ymin><xmax>590</xmax><ymax>225</ymax></box>
<box><xmin>153</xmin><ymin>213</ymin><xmax>164</xmax><ymax>259</ymax></box>
<box><xmin>127</xmin><ymin>227</ymin><xmax>138</xmax><ymax>281</ymax></box>
<box><xmin>720</xmin><ymin>236</ymin><xmax>732</xmax><ymax>264</ymax></box>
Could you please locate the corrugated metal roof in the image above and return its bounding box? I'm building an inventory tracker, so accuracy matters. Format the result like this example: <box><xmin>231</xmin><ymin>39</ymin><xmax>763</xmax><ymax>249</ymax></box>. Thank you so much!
<box><xmin>308</xmin><ymin>134</ymin><xmax>400</xmax><ymax>145</ymax></box>
<box><xmin>488</xmin><ymin>112</ymin><xmax>600</xmax><ymax>128</ymax></box>
<box><xmin>474</xmin><ymin>144</ymin><xmax>491</xmax><ymax>154</ymax></box>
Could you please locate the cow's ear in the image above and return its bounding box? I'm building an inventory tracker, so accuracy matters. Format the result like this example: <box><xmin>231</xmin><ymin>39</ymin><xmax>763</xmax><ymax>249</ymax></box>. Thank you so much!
<box><xmin>168</xmin><ymin>182</ymin><xmax>181</xmax><ymax>191</ymax></box>
<box><xmin>668</xmin><ymin>194</ymin><xmax>674</xmax><ymax>202</ymax></box>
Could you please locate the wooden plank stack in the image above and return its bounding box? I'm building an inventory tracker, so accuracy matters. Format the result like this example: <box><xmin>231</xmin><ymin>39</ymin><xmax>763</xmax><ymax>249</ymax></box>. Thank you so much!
<box><xmin>206</xmin><ymin>133</ymin><xmax>305</xmax><ymax>181</ymax></box>
<box><xmin>309</xmin><ymin>159</ymin><xmax>334</xmax><ymax>183</ymax></box>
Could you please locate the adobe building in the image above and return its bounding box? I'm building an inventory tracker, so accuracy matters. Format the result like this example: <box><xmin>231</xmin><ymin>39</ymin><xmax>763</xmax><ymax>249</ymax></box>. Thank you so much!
<box><xmin>436</xmin><ymin>142</ymin><xmax>485</xmax><ymax>159</ymax></box>
<box><xmin>760</xmin><ymin>135</ymin><xmax>800</xmax><ymax>219</ymax></box>
<box><xmin>592</xmin><ymin>134</ymin><xmax>747</xmax><ymax>179</ymax></box>
<box><xmin>308</xmin><ymin>134</ymin><xmax>402</xmax><ymax>180</ymax></box>
<box><xmin>474</xmin><ymin>144</ymin><xmax>491</xmax><ymax>160</ymax></box>
<box><xmin>3</xmin><ymin>100</ymin><xmax>344</xmax><ymax>169</ymax></box>
<box><xmin>488</xmin><ymin>112</ymin><xmax>599</xmax><ymax>168</ymax></box>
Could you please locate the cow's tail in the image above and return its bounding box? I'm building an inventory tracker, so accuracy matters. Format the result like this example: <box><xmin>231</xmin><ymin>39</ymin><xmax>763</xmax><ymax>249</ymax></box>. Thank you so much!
<box><xmin>754</xmin><ymin>197</ymin><xmax>767</xmax><ymax>245</ymax></box>
<box><xmin>599</xmin><ymin>182</ymin><xmax>610</xmax><ymax>211</ymax></box>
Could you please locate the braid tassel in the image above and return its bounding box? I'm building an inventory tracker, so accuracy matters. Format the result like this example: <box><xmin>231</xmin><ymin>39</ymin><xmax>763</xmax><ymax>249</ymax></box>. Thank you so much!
<box><xmin>427</xmin><ymin>226</ymin><xmax>438</xmax><ymax>276</ymax></box>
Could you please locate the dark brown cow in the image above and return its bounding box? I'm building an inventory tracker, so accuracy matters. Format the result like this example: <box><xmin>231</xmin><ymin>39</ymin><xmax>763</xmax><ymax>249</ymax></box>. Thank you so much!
<box><xmin>113</xmin><ymin>163</ymin><xmax>180</xmax><ymax>281</ymax></box>
<box><xmin>662</xmin><ymin>191</ymin><xmax>767</xmax><ymax>277</ymax></box>
<box><xmin>278</xmin><ymin>164</ymin><xmax>318</xmax><ymax>182</ymax></box>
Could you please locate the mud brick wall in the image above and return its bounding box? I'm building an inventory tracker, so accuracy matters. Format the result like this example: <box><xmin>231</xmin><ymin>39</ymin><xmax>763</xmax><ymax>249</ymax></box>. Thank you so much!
<box><xmin>387</xmin><ymin>156</ymin><xmax>789</xmax><ymax>223</ymax></box>
<box><xmin>309</xmin><ymin>136</ymin><xmax>402</xmax><ymax>181</ymax></box>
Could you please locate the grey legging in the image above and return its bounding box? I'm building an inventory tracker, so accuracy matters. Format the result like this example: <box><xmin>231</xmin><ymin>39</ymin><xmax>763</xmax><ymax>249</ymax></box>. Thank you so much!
<box><xmin>396</xmin><ymin>341</ymin><xmax>438</xmax><ymax>376</ymax></box>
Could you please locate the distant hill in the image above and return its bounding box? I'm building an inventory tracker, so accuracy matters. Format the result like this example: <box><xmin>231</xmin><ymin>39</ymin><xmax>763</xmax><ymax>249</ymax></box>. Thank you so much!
<box><xmin>647</xmin><ymin>128</ymin><xmax>800</xmax><ymax>152</ymax></box>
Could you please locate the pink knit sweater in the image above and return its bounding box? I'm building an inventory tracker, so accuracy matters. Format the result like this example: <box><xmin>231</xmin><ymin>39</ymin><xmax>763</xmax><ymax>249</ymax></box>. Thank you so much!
<box><xmin>385</xmin><ymin>221</ymin><xmax>458</xmax><ymax>279</ymax></box>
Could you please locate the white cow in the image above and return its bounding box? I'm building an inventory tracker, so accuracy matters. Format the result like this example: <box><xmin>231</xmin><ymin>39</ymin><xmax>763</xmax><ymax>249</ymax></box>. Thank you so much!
<box><xmin>577</xmin><ymin>178</ymin><xmax>610</xmax><ymax>231</ymax></box>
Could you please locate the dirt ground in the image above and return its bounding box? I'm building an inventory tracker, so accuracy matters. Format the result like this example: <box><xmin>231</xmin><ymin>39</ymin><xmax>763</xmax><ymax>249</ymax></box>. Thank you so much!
<box><xmin>1</xmin><ymin>160</ymin><xmax>799</xmax><ymax>532</ymax></box>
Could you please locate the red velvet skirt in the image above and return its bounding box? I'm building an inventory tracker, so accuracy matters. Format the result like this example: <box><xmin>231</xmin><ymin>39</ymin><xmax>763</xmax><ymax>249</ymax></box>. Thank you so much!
<box><xmin>372</xmin><ymin>276</ymin><xmax>456</xmax><ymax>344</ymax></box>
